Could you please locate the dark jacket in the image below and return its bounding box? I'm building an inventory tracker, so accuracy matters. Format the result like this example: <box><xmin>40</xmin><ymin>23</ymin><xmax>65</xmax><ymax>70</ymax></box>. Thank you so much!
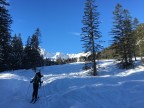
<box><xmin>31</xmin><ymin>74</ymin><xmax>41</xmax><ymax>86</ymax></box>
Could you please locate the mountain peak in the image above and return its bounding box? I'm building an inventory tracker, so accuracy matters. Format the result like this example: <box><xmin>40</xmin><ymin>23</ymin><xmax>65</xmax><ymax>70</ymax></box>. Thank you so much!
<box><xmin>40</xmin><ymin>49</ymin><xmax>91</xmax><ymax>60</ymax></box>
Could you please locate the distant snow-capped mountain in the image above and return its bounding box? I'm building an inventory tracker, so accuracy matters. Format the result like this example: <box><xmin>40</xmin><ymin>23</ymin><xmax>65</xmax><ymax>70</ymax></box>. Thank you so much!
<box><xmin>40</xmin><ymin>48</ymin><xmax>54</xmax><ymax>58</ymax></box>
<box><xmin>40</xmin><ymin>48</ymin><xmax>91</xmax><ymax>61</ymax></box>
<box><xmin>52</xmin><ymin>52</ymin><xmax>69</xmax><ymax>60</ymax></box>
<box><xmin>67</xmin><ymin>52</ymin><xmax>91</xmax><ymax>59</ymax></box>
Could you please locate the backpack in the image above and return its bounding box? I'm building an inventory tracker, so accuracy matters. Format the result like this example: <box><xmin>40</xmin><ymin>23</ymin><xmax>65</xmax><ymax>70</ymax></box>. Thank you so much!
<box><xmin>33</xmin><ymin>74</ymin><xmax>40</xmax><ymax>84</ymax></box>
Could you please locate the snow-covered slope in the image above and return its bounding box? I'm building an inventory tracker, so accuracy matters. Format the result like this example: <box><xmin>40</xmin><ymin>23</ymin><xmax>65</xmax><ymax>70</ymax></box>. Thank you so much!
<box><xmin>0</xmin><ymin>59</ymin><xmax>144</xmax><ymax>108</ymax></box>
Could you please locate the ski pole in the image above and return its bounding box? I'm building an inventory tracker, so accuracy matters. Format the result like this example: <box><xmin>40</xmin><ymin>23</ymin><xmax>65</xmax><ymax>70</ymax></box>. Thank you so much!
<box><xmin>25</xmin><ymin>83</ymin><xmax>30</xmax><ymax>99</ymax></box>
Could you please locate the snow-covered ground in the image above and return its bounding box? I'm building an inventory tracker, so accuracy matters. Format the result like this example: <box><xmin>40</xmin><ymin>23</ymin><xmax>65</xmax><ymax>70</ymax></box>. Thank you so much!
<box><xmin>0</xmin><ymin>59</ymin><xmax>144</xmax><ymax>108</ymax></box>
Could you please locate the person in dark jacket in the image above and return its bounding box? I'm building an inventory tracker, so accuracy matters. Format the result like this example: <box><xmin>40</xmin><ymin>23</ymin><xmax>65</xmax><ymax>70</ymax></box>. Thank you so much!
<box><xmin>37</xmin><ymin>71</ymin><xmax>43</xmax><ymax>87</ymax></box>
<box><xmin>30</xmin><ymin>72</ymin><xmax>43</xmax><ymax>101</ymax></box>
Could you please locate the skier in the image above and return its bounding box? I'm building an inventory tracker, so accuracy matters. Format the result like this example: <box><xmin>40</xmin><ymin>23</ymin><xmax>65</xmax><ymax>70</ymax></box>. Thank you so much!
<box><xmin>37</xmin><ymin>71</ymin><xmax>43</xmax><ymax>88</ymax></box>
<box><xmin>30</xmin><ymin>71</ymin><xmax>43</xmax><ymax>102</ymax></box>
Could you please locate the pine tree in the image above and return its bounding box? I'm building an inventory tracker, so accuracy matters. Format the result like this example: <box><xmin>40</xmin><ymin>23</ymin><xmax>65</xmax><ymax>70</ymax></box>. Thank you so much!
<box><xmin>111</xmin><ymin>4</ymin><xmax>124</xmax><ymax>59</ymax></box>
<box><xmin>0</xmin><ymin>0</ymin><xmax>12</xmax><ymax>71</ymax></box>
<box><xmin>81</xmin><ymin>0</ymin><xmax>102</xmax><ymax>76</ymax></box>
<box><xmin>133</xmin><ymin>18</ymin><xmax>139</xmax><ymax>31</ymax></box>
<box><xmin>111</xmin><ymin>4</ymin><xmax>134</xmax><ymax>68</ymax></box>
<box><xmin>132</xmin><ymin>18</ymin><xmax>139</xmax><ymax>61</ymax></box>
<box><xmin>31</xmin><ymin>28</ymin><xmax>41</xmax><ymax>50</ymax></box>
<box><xmin>122</xmin><ymin>9</ymin><xmax>133</xmax><ymax>65</ymax></box>
<box><xmin>30</xmin><ymin>28</ymin><xmax>43</xmax><ymax>71</ymax></box>
<box><xmin>11</xmin><ymin>34</ymin><xmax>24</xmax><ymax>69</ymax></box>
<box><xmin>23</xmin><ymin>36</ymin><xmax>32</xmax><ymax>69</ymax></box>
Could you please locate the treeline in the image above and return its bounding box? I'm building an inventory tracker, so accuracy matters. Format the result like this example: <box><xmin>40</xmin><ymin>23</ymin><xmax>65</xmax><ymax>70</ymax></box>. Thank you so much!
<box><xmin>0</xmin><ymin>0</ymin><xmax>78</xmax><ymax>72</ymax></box>
<box><xmin>44</xmin><ymin>58</ymin><xmax>77</xmax><ymax>66</ymax></box>
<box><xmin>100</xmin><ymin>21</ymin><xmax>144</xmax><ymax>60</ymax></box>
<box><xmin>81</xmin><ymin>0</ymin><xmax>144</xmax><ymax>73</ymax></box>
<box><xmin>1</xmin><ymin>0</ymin><xmax>144</xmax><ymax>72</ymax></box>
<box><xmin>0</xmin><ymin>0</ymin><xmax>48</xmax><ymax>72</ymax></box>
<box><xmin>81</xmin><ymin>0</ymin><xmax>144</xmax><ymax>75</ymax></box>
<box><xmin>100</xmin><ymin>4</ymin><xmax>144</xmax><ymax>68</ymax></box>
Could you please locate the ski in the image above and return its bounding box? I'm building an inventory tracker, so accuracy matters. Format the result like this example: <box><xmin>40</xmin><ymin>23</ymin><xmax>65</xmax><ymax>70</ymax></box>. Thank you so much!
<box><xmin>30</xmin><ymin>97</ymin><xmax>39</xmax><ymax>104</ymax></box>
<box><xmin>30</xmin><ymin>99</ymin><xmax>34</xmax><ymax>103</ymax></box>
<box><xmin>33</xmin><ymin>98</ymin><xmax>39</xmax><ymax>104</ymax></box>
<box><xmin>32</xmin><ymin>99</ymin><xmax>37</xmax><ymax>104</ymax></box>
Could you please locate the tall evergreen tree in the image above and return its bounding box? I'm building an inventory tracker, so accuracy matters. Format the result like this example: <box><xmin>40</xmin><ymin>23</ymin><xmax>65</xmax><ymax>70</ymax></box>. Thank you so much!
<box><xmin>30</xmin><ymin>28</ymin><xmax>43</xmax><ymax>71</ymax></box>
<box><xmin>122</xmin><ymin>9</ymin><xmax>133</xmax><ymax>64</ymax></box>
<box><xmin>132</xmin><ymin>18</ymin><xmax>139</xmax><ymax>61</ymax></box>
<box><xmin>111</xmin><ymin>4</ymin><xmax>134</xmax><ymax>68</ymax></box>
<box><xmin>0</xmin><ymin>0</ymin><xmax>12</xmax><ymax>71</ymax></box>
<box><xmin>11</xmin><ymin>34</ymin><xmax>24</xmax><ymax>69</ymax></box>
<box><xmin>81</xmin><ymin>0</ymin><xmax>102</xmax><ymax>76</ymax></box>
<box><xmin>23</xmin><ymin>36</ymin><xmax>32</xmax><ymax>69</ymax></box>
<box><xmin>31</xmin><ymin>28</ymin><xmax>41</xmax><ymax>50</ymax></box>
<box><xmin>133</xmin><ymin>18</ymin><xmax>139</xmax><ymax>30</ymax></box>
<box><xmin>111</xmin><ymin>4</ymin><xmax>124</xmax><ymax>59</ymax></box>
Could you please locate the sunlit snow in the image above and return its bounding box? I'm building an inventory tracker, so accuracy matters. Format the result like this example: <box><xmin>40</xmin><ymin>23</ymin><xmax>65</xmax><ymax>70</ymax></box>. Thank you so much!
<box><xmin>0</xmin><ymin>59</ymin><xmax>144</xmax><ymax>108</ymax></box>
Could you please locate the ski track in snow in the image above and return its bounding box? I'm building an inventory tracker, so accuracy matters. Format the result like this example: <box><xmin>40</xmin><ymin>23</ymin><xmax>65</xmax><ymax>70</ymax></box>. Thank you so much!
<box><xmin>1</xmin><ymin>60</ymin><xmax>144</xmax><ymax>108</ymax></box>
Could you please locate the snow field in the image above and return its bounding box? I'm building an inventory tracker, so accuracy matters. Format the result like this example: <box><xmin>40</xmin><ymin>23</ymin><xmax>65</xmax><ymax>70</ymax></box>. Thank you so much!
<box><xmin>0</xmin><ymin>59</ymin><xmax>144</xmax><ymax>108</ymax></box>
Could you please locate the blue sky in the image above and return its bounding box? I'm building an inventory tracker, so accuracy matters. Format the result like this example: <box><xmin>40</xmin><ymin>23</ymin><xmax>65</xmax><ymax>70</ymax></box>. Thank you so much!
<box><xmin>9</xmin><ymin>0</ymin><xmax>144</xmax><ymax>54</ymax></box>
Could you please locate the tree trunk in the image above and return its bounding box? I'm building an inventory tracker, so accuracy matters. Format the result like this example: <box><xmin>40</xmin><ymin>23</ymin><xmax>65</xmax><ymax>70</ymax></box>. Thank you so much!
<box><xmin>92</xmin><ymin>33</ymin><xmax>97</xmax><ymax>76</ymax></box>
<box><xmin>93</xmin><ymin>52</ymin><xmax>97</xmax><ymax>76</ymax></box>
